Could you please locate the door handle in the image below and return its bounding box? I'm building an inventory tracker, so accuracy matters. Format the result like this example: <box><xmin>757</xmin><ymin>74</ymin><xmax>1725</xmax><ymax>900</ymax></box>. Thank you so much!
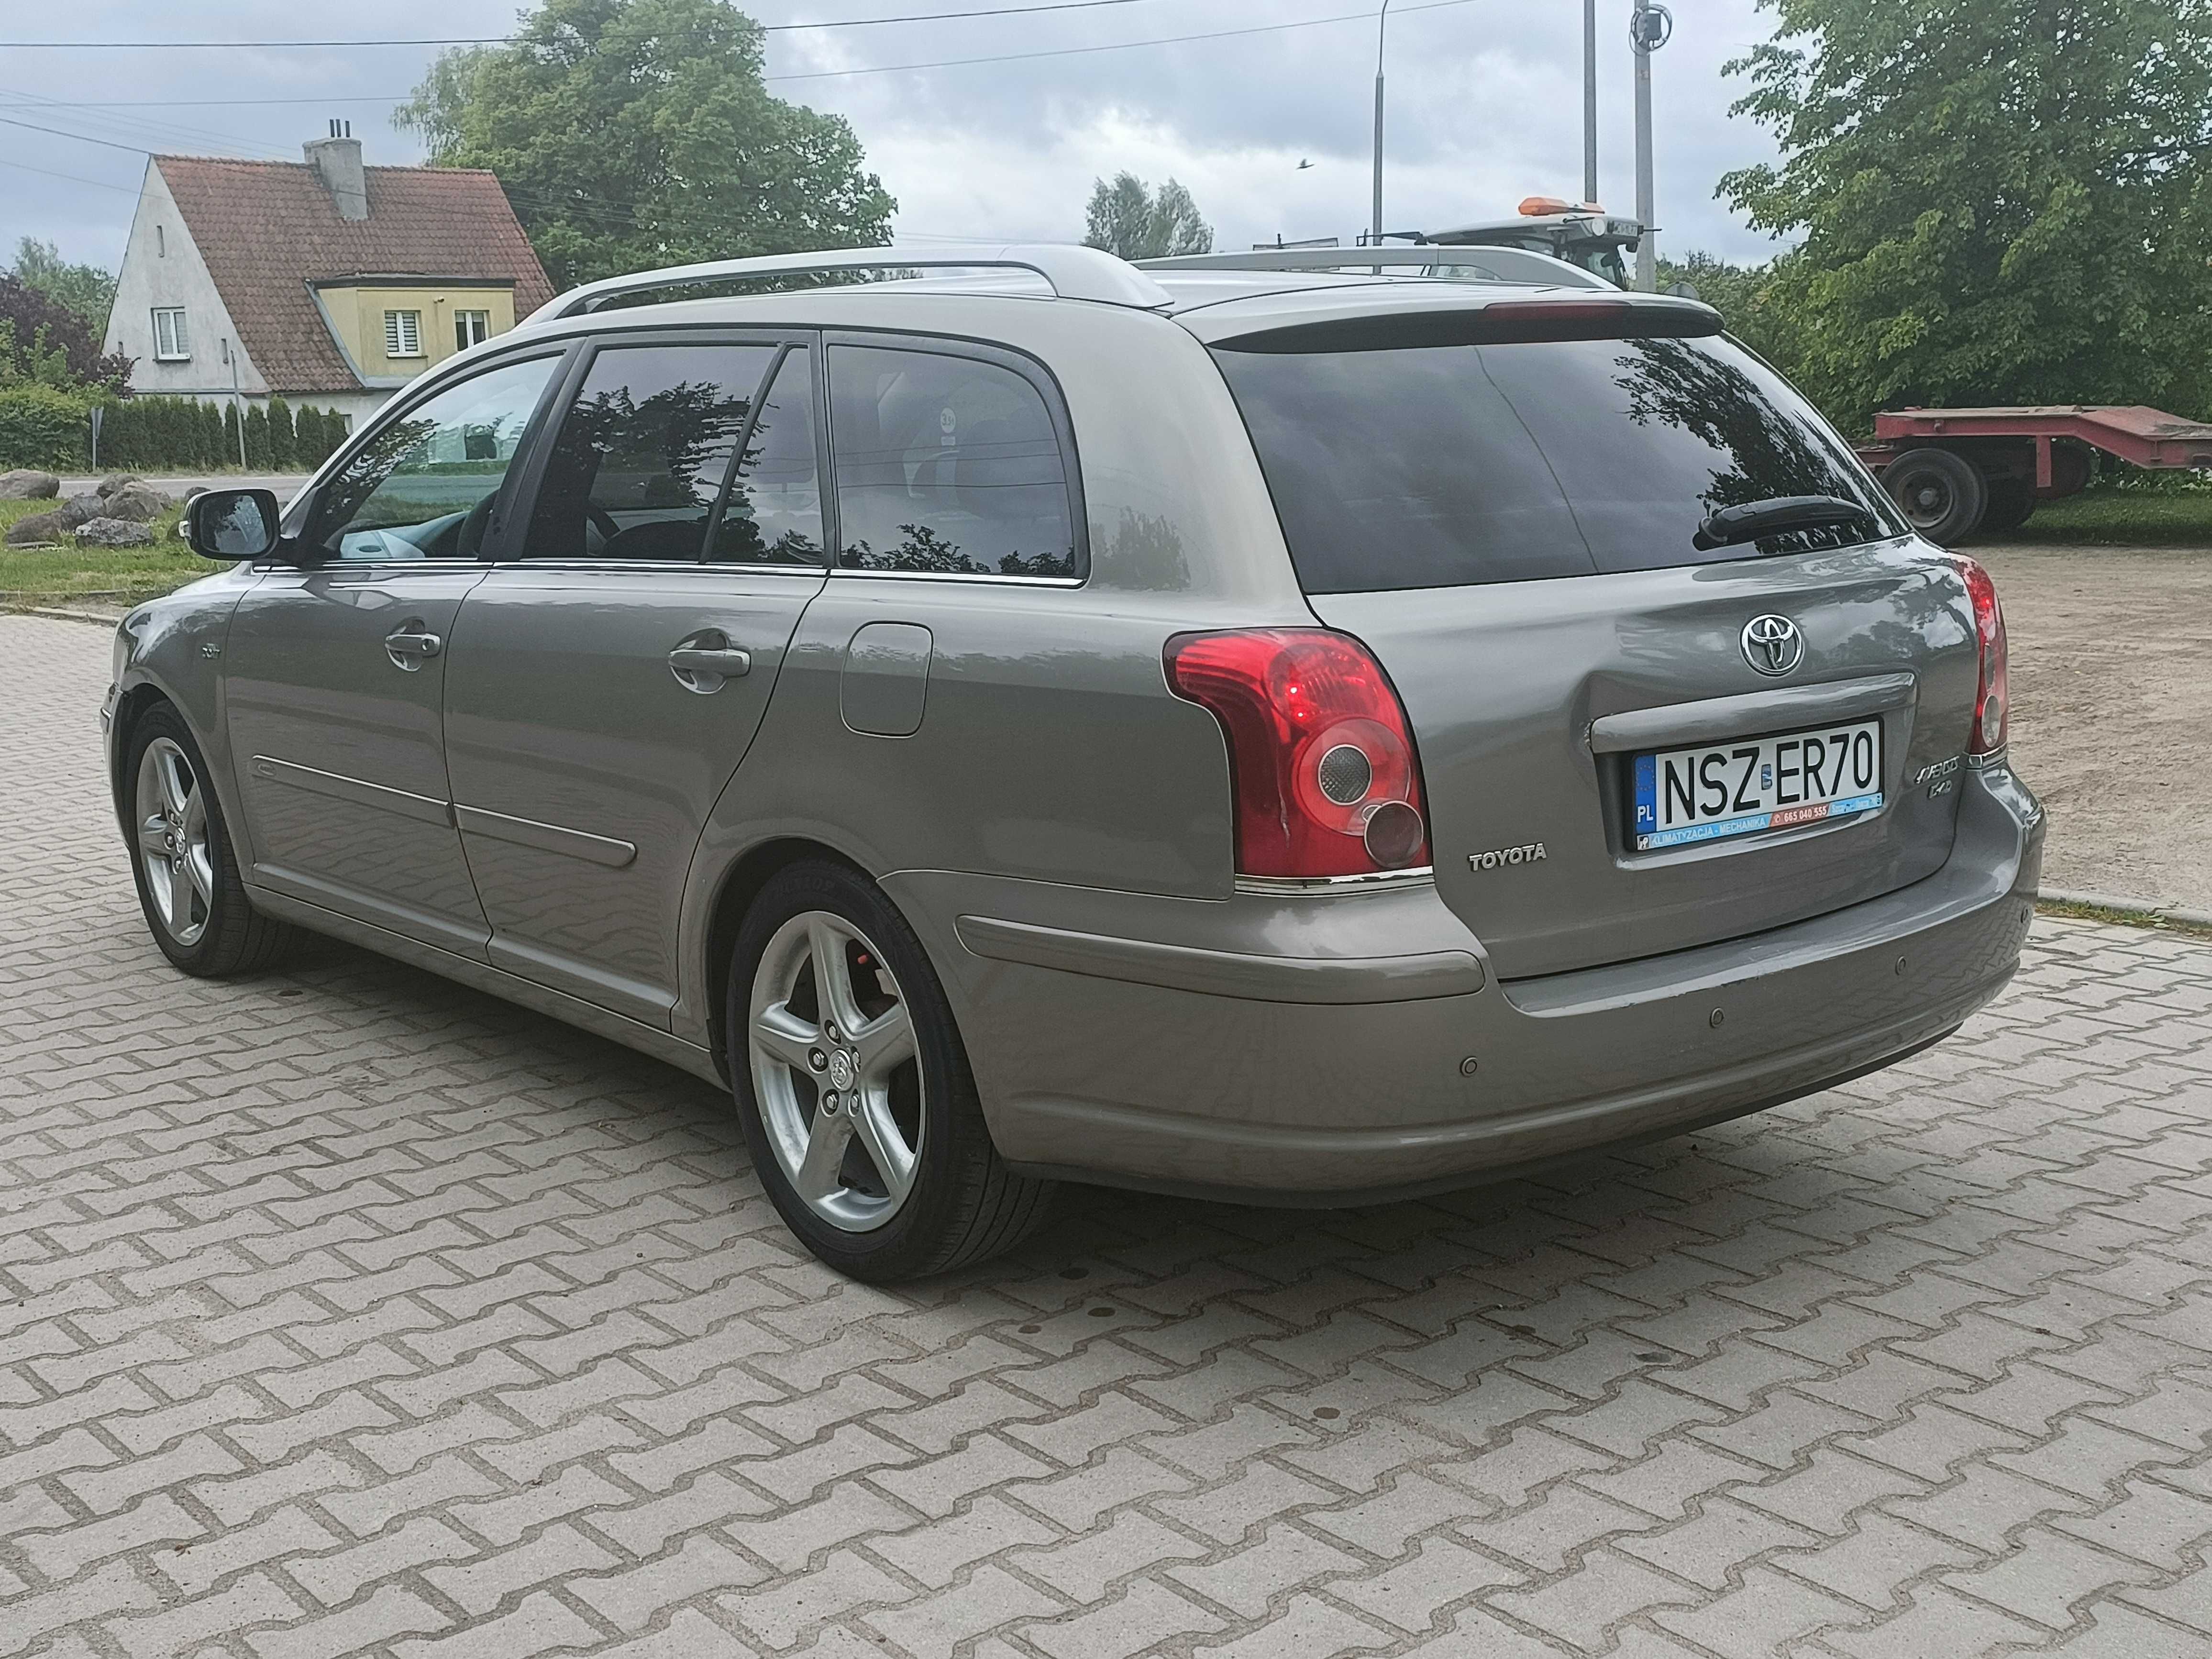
<box><xmin>384</xmin><ymin>627</ymin><xmax>442</xmax><ymax>671</ymax></box>
<box><xmin>668</xmin><ymin>647</ymin><xmax>752</xmax><ymax>677</ymax></box>
<box><xmin>668</xmin><ymin>630</ymin><xmax>752</xmax><ymax>694</ymax></box>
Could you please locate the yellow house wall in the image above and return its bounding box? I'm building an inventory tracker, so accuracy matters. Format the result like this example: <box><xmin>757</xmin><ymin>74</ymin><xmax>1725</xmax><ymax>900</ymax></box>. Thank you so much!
<box><xmin>319</xmin><ymin>286</ymin><xmax>518</xmax><ymax>380</ymax></box>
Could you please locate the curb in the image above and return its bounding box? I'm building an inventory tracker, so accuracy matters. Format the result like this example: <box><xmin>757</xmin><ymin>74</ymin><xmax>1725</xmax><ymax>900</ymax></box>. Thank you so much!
<box><xmin>2039</xmin><ymin>887</ymin><xmax>2212</xmax><ymax>929</ymax></box>
<box><xmin>4</xmin><ymin>605</ymin><xmax>125</xmax><ymax>628</ymax></box>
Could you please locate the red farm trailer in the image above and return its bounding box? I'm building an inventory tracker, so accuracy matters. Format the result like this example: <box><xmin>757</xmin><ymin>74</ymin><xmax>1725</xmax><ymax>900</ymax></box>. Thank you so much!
<box><xmin>1855</xmin><ymin>405</ymin><xmax>2212</xmax><ymax>544</ymax></box>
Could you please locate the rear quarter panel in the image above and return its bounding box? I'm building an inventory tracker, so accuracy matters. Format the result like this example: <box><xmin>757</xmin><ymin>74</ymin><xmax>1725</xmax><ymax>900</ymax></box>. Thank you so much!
<box><xmin>677</xmin><ymin>298</ymin><xmax>1320</xmax><ymax>1046</ymax></box>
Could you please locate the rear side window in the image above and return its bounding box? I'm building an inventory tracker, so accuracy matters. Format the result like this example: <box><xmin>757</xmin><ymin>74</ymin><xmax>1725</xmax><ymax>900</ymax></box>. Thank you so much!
<box><xmin>524</xmin><ymin>343</ymin><xmax>775</xmax><ymax>562</ymax></box>
<box><xmin>828</xmin><ymin>344</ymin><xmax>1078</xmax><ymax>578</ymax></box>
<box><xmin>1213</xmin><ymin>334</ymin><xmax>1902</xmax><ymax>594</ymax></box>
<box><xmin>712</xmin><ymin>347</ymin><xmax>824</xmax><ymax>566</ymax></box>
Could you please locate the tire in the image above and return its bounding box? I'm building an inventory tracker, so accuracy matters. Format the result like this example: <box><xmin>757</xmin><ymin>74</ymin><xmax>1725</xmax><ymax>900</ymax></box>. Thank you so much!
<box><xmin>1882</xmin><ymin>446</ymin><xmax>1987</xmax><ymax>545</ymax></box>
<box><xmin>727</xmin><ymin>860</ymin><xmax>1054</xmax><ymax>1281</ymax></box>
<box><xmin>1980</xmin><ymin>477</ymin><xmax>2035</xmax><ymax>535</ymax></box>
<box><xmin>121</xmin><ymin>702</ymin><xmax>292</xmax><ymax>977</ymax></box>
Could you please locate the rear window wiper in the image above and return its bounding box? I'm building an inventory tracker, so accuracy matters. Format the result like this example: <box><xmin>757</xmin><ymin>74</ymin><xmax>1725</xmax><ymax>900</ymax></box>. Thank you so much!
<box><xmin>1693</xmin><ymin>495</ymin><xmax>1877</xmax><ymax>552</ymax></box>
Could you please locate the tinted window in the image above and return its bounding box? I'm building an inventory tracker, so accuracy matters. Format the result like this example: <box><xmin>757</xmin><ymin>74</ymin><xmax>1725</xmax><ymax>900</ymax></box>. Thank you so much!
<box><xmin>711</xmin><ymin>347</ymin><xmax>824</xmax><ymax>565</ymax></box>
<box><xmin>524</xmin><ymin>343</ymin><xmax>775</xmax><ymax>562</ymax></box>
<box><xmin>309</xmin><ymin>355</ymin><xmax>558</xmax><ymax>560</ymax></box>
<box><xmin>1213</xmin><ymin>334</ymin><xmax>1902</xmax><ymax>594</ymax></box>
<box><xmin>829</xmin><ymin>344</ymin><xmax>1077</xmax><ymax>578</ymax></box>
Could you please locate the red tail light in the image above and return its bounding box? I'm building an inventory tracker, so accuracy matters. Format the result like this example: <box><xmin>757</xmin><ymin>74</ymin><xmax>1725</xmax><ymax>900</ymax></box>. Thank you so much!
<box><xmin>1166</xmin><ymin>628</ymin><xmax>1431</xmax><ymax>879</ymax></box>
<box><xmin>1953</xmin><ymin>556</ymin><xmax>2009</xmax><ymax>754</ymax></box>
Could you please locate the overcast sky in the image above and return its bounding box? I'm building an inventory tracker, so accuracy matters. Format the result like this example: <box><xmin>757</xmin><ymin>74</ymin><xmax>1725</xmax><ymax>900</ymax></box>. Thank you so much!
<box><xmin>0</xmin><ymin>0</ymin><xmax>1796</xmax><ymax>276</ymax></box>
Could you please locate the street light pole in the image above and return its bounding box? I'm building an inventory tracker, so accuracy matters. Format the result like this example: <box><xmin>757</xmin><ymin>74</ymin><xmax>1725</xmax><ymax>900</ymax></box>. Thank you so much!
<box><xmin>1629</xmin><ymin>0</ymin><xmax>1672</xmax><ymax>291</ymax></box>
<box><xmin>1583</xmin><ymin>0</ymin><xmax>1598</xmax><ymax>206</ymax></box>
<box><xmin>1371</xmin><ymin>0</ymin><xmax>1392</xmax><ymax>246</ymax></box>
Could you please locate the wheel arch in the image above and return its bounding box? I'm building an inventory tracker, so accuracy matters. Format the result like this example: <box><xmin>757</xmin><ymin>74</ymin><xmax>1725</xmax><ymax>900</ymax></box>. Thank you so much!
<box><xmin>700</xmin><ymin>835</ymin><xmax>880</xmax><ymax>1083</ymax></box>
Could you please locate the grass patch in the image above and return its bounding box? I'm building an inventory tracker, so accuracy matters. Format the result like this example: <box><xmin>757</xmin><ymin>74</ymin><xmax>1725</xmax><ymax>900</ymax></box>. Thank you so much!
<box><xmin>0</xmin><ymin>495</ymin><xmax>205</xmax><ymax>608</ymax></box>
<box><xmin>2036</xmin><ymin>897</ymin><xmax>2212</xmax><ymax>941</ymax></box>
<box><xmin>2009</xmin><ymin>485</ymin><xmax>2212</xmax><ymax>546</ymax></box>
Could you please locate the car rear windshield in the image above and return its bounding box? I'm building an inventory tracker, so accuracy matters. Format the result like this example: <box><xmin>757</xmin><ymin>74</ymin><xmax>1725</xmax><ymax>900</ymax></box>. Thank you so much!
<box><xmin>1211</xmin><ymin>333</ymin><xmax>1903</xmax><ymax>593</ymax></box>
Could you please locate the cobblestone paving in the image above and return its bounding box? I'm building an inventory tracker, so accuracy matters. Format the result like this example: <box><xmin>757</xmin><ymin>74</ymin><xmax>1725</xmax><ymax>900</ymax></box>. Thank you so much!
<box><xmin>5</xmin><ymin>612</ymin><xmax>2212</xmax><ymax>1659</ymax></box>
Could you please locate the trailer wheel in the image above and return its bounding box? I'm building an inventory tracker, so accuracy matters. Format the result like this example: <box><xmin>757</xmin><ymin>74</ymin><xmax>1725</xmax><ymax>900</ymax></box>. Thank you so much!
<box><xmin>1882</xmin><ymin>447</ymin><xmax>1987</xmax><ymax>545</ymax></box>
<box><xmin>1980</xmin><ymin>478</ymin><xmax>2035</xmax><ymax>535</ymax></box>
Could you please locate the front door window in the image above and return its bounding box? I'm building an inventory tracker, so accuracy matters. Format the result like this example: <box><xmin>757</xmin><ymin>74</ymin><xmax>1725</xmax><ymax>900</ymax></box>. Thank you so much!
<box><xmin>306</xmin><ymin>355</ymin><xmax>560</xmax><ymax>561</ymax></box>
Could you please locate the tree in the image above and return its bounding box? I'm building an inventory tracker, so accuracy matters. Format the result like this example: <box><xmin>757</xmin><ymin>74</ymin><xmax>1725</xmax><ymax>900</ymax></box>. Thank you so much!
<box><xmin>1721</xmin><ymin>0</ymin><xmax>2212</xmax><ymax>433</ymax></box>
<box><xmin>0</xmin><ymin>276</ymin><xmax>131</xmax><ymax>393</ymax></box>
<box><xmin>266</xmin><ymin>396</ymin><xmax>296</xmax><ymax>469</ymax></box>
<box><xmin>8</xmin><ymin>237</ymin><xmax>116</xmax><ymax>339</ymax></box>
<box><xmin>397</xmin><ymin>0</ymin><xmax>895</xmax><ymax>290</ymax></box>
<box><xmin>1655</xmin><ymin>251</ymin><xmax>1806</xmax><ymax>375</ymax></box>
<box><xmin>1082</xmin><ymin>173</ymin><xmax>1214</xmax><ymax>260</ymax></box>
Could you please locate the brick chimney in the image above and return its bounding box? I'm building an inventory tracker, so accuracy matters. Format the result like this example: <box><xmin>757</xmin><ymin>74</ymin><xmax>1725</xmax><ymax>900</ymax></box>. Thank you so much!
<box><xmin>304</xmin><ymin>120</ymin><xmax>367</xmax><ymax>221</ymax></box>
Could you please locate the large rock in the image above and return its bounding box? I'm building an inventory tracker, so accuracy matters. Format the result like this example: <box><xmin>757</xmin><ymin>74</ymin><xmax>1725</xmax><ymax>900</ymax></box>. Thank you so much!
<box><xmin>100</xmin><ymin>484</ymin><xmax>173</xmax><ymax>524</ymax></box>
<box><xmin>96</xmin><ymin>473</ymin><xmax>144</xmax><ymax>498</ymax></box>
<box><xmin>55</xmin><ymin>492</ymin><xmax>105</xmax><ymax>529</ymax></box>
<box><xmin>74</xmin><ymin>516</ymin><xmax>156</xmax><ymax>547</ymax></box>
<box><xmin>4</xmin><ymin>510</ymin><xmax>68</xmax><ymax>545</ymax></box>
<box><xmin>0</xmin><ymin>469</ymin><xmax>59</xmax><ymax>500</ymax></box>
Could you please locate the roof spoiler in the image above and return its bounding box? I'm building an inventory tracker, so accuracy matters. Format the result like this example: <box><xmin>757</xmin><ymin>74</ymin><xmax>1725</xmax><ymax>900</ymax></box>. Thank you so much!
<box><xmin>525</xmin><ymin>243</ymin><xmax>1173</xmax><ymax>322</ymax></box>
<box><xmin>1208</xmin><ymin>295</ymin><xmax>1724</xmax><ymax>354</ymax></box>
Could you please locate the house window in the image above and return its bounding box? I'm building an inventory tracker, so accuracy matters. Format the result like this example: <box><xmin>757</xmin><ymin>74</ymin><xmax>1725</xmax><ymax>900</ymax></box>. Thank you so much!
<box><xmin>454</xmin><ymin>310</ymin><xmax>491</xmax><ymax>352</ymax></box>
<box><xmin>384</xmin><ymin>310</ymin><xmax>423</xmax><ymax>359</ymax></box>
<box><xmin>152</xmin><ymin>308</ymin><xmax>190</xmax><ymax>361</ymax></box>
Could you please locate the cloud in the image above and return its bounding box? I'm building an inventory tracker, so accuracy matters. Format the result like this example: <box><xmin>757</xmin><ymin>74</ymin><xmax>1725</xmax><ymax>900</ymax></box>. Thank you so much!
<box><xmin>0</xmin><ymin>0</ymin><xmax>1792</xmax><ymax>272</ymax></box>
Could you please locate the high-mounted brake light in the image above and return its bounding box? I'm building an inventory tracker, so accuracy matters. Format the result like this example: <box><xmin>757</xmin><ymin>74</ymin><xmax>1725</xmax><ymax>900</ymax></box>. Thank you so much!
<box><xmin>1952</xmin><ymin>555</ymin><xmax>2009</xmax><ymax>755</ymax></box>
<box><xmin>1166</xmin><ymin>629</ymin><xmax>1430</xmax><ymax>879</ymax></box>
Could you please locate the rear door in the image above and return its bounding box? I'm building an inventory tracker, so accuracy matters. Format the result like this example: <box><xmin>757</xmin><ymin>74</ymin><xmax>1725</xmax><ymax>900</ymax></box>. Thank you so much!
<box><xmin>441</xmin><ymin>332</ymin><xmax>828</xmax><ymax>1022</ymax></box>
<box><xmin>1208</xmin><ymin>320</ymin><xmax>1982</xmax><ymax>980</ymax></box>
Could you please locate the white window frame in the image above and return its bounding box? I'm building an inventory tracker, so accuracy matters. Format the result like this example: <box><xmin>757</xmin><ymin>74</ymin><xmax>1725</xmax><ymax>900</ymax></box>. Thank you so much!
<box><xmin>384</xmin><ymin>310</ymin><xmax>423</xmax><ymax>359</ymax></box>
<box><xmin>454</xmin><ymin>309</ymin><xmax>491</xmax><ymax>352</ymax></box>
<box><xmin>151</xmin><ymin>307</ymin><xmax>190</xmax><ymax>361</ymax></box>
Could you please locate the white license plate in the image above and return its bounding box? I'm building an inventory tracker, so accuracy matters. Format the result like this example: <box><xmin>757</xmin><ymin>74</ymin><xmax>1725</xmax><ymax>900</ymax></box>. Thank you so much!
<box><xmin>1631</xmin><ymin>717</ymin><xmax>1884</xmax><ymax>851</ymax></box>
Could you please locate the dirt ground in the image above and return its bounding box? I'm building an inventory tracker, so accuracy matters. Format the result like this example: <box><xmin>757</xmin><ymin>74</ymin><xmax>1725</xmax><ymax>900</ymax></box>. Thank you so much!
<box><xmin>1976</xmin><ymin>541</ymin><xmax>2212</xmax><ymax>908</ymax></box>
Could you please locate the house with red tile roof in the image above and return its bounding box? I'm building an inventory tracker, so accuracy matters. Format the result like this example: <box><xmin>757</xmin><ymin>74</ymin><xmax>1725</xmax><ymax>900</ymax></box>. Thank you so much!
<box><xmin>102</xmin><ymin>126</ymin><xmax>554</xmax><ymax>431</ymax></box>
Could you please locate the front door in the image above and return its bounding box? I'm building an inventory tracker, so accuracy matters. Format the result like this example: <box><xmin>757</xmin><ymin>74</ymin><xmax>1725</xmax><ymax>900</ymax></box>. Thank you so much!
<box><xmin>442</xmin><ymin>335</ymin><xmax>829</xmax><ymax>1022</ymax></box>
<box><xmin>225</xmin><ymin>352</ymin><xmax>567</xmax><ymax>952</ymax></box>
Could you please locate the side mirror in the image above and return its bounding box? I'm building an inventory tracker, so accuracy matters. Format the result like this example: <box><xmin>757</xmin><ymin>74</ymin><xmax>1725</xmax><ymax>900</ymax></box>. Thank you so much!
<box><xmin>185</xmin><ymin>487</ymin><xmax>281</xmax><ymax>560</ymax></box>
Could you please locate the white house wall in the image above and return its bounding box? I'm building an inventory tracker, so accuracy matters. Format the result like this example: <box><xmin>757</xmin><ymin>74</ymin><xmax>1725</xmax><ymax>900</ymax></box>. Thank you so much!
<box><xmin>104</xmin><ymin>162</ymin><xmax>265</xmax><ymax>400</ymax></box>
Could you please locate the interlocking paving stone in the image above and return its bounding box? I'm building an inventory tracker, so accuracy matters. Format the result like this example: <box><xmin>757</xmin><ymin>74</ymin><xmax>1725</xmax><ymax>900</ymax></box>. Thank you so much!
<box><xmin>4</xmin><ymin>610</ymin><xmax>2212</xmax><ymax>1657</ymax></box>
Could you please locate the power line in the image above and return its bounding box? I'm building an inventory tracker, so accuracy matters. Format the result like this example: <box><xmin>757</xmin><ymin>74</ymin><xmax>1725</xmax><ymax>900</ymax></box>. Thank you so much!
<box><xmin>0</xmin><ymin>154</ymin><xmax>143</xmax><ymax>194</ymax></box>
<box><xmin>0</xmin><ymin>0</ymin><xmax>1160</xmax><ymax>49</ymax></box>
<box><xmin>9</xmin><ymin>0</ymin><xmax>1482</xmax><ymax>111</ymax></box>
<box><xmin>762</xmin><ymin>0</ymin><xmax>1479</xmax><ymax>81</ymax></box>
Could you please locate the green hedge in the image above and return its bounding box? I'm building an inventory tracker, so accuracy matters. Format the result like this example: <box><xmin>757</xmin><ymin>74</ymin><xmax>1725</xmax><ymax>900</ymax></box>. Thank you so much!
<box><xmin>0</xmin><ymin>385</ymin><xmax>90</xmax><ymax>469</ymax></box>
<box><xmin>0</xmin><ymin>387</ymin><xmax>351</xmax><ymax>471</ymax></box>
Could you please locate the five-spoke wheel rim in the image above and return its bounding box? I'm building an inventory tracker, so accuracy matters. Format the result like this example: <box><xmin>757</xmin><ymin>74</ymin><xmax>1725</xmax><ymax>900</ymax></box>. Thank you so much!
<box><xmin>136</xmin><ymin>737</ymin><xmax>213</xmax><ymax>947</ymax></box>
<box><xmin>748</xmin><ymin>910</ymin><xmax>923</xmax><ymax>1232</ymax></box>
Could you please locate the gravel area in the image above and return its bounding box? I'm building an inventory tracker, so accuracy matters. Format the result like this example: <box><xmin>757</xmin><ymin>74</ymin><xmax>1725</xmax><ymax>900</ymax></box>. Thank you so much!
<box><xmin>1977</xmin><ymin>542</ymin><xmax>2212</xmax><ymax>910</ymax></box>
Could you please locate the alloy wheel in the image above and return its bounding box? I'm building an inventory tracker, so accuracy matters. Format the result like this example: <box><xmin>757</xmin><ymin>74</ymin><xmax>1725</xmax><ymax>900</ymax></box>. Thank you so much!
<box><xmin>747</xmin><ymin>910</ymin><xmax>923</xmax><ymax>1232</ymax></box>
<box><xmin>135</xmin><ymin>737</ymin><xmax>214</xmax><ymax>947</ymax></box>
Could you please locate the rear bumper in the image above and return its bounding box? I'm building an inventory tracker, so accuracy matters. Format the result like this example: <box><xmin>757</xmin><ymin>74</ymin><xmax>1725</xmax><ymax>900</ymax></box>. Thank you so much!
<box><xmin>893</xmin><ymin>763</ymin><xmax>2043</xmax><ymax>1204</ymax></box>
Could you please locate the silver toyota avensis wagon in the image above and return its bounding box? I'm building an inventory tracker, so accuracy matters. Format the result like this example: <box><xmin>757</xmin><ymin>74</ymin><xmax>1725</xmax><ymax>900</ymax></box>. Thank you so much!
<box><xmin>106</xmin><ymin>243</ymin><xmax>2043</xmax><ymax>1280</ymax></box>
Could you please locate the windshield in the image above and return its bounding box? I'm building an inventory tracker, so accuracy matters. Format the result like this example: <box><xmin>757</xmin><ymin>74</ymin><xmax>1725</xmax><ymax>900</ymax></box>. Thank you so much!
<box><xmin>1213</xmin><ymin>332</ymin><xmax>1905</xmax><ymax>594</ymax></box>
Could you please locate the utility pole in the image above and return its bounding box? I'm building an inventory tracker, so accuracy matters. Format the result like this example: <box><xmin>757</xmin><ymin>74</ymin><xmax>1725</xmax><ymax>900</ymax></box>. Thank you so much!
<box><xmin>1371</xmin><ymin>0</ymin><xmax>1392</xmax><ymax>246</ymax></box>
<box><xmin>1629</xmin><ymin>0</ymin><xmax>1672</xmax><ymax>291</ymax></box>
<box><xmin>1582</xmin><ymin>0</ymin><xmax>1598</xmax><ymax>206</ymax></box>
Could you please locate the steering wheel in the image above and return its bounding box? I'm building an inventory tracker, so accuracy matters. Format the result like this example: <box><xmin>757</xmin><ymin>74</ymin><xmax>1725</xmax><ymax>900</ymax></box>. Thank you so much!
<box><xmin>453</xmin><ymin>491</ymin><xmax>499</xmax><ymax>558</ymax></box>
<box><xmin>585</xmin><ymin>502</ymin><xmax>622</xmax><ymax>551</ymax></box>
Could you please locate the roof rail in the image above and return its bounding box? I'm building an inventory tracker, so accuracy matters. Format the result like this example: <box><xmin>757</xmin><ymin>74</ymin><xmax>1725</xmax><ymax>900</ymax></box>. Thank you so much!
<box><xmin>1133</xmin><ymin>244</ymin><xmax>1613</xmax><ymax>290</ymax></box>
<box><xmin>525</xmin><ymin>243</ymin><xmax>1173</xmax><ymax>322</ymax></box>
